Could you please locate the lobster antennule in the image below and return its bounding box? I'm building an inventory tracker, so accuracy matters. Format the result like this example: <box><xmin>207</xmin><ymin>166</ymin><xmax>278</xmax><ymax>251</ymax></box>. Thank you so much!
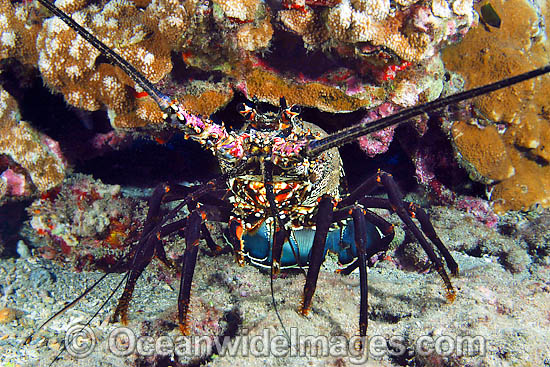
<box><xmin>303</xmin><ymin>63</ymin><xmax>550</xmax><ymax>158</ymax></box>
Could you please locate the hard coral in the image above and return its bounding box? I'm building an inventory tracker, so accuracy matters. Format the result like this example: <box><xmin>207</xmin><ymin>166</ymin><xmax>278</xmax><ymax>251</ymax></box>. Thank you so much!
<box><xmin>28</xmin><ymin>174</ymin><xmax>144</xmax><ymax>271</ymax></box>
<box><xmin>442</xmin><ymin>0</ymin><xmax>550</xmax><ymax>212</ymax></box>
<box><xmin>0</xmin><ymin>0</ymin><xmax>40</xmax><ymax>63</ymax></box>
<box><xmin>35</xmin><ymin>0</ymin><xmax>172</xmax><ymax>127</ymax></box>
<box><xmin>0</xmin><ymin>87</ymin><xmax>66</xmax><ymax>203</ymax></box>
<box><xmin>289</xmin><ymin>0</ymin><xmax>477</xmax><ymax>62</ymax></box>
<box><xmin>237</xmin><ymin>67</ymin><xmax>385</xmax><ymax>112</ymax></box>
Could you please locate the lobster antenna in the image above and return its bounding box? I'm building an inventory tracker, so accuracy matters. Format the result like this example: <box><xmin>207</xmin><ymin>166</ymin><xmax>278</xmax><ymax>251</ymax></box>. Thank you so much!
<box><xmin>303</xmin><ymin>64</ymin><xmax>550</xmax><ymax>157</ymax></box>
<box><xmin>48</xmin><ymin>272</ymin><xmax>130</xmax><ymax>366</ymax></box>
<box><xmin>35</xmin><ymin>0</ymin><xmax>171</xmax><ymax>110</ymax></box>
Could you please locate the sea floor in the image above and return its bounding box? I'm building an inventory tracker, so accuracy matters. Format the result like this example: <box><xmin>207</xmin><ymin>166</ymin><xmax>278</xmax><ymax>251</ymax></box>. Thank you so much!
<box><xmin>1</xmin><ymin>201</ymin><xmax>550</xmax><ymax>367</ymax></box>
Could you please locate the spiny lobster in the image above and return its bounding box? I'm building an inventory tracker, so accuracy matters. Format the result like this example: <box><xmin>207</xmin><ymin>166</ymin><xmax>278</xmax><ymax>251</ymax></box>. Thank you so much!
<box><xmin>26</xmin><ymin>0</ymin><xmax>550</xmax><ymax>363</ymax></box>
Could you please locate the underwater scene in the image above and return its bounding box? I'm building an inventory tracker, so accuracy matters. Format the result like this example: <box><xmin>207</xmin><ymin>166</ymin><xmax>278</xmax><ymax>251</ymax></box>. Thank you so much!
<box><xmin>1</xmin><ymin>0</ymin><xmax>550</xmax><ymax>365</ymax></box>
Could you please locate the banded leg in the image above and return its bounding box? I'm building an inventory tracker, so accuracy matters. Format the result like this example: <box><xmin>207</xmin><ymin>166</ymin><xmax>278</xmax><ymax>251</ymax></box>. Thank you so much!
<box><xmin>337</xmin><ymin>169</ymin><xmax>457</xmax><ymax>300</ymax></box>
<box><xmin>113</xmin><ymin>175</ymin><xmax>228</xmax><ymax>326</ymax></box>
<box><xmin>300</xmin><ymin>195</ymin><xmax>334</xmax><ymax>315</ymax></box>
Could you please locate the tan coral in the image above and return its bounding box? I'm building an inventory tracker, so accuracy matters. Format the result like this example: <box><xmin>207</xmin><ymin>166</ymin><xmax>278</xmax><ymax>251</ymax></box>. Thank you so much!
<box><xmin>179</xmin><ymin>88</ymin><xmax>234</xmax><ymax>116</ymax></box>
<box><xmin>241</xmin><ymin>68</ymin><xmax>384</xmax><ymax>112</ymax></box>
<box><xmin>451</xmin><ymin>122</ymin><xmax>515</xmax><ymax>183</ymax></box>
<box><xmin>0</xmin><ymin>0</ymin><xmax>40</xmax><ymax>63</ymax></box>
<box><xmin>0</xmin><ymin>88</ymin><xmax>65</xmax><ymax>196</ymax></box>
<box><xmin>324</xmin><ymin>0</ymin><xmax>443</xmax><ymax>62</ymax></box>
<box><xmin>442</xmin><ymin>0</ymin><xmax>550</xmax><ymax>211</ymax></box>
<box><xmin>279</xmin><ymin>8</ymin><xmax>329</xmax><ymax>47</ymax></box>
<box><xmin>144</xmin><ymin>0</ymin><xmax>190</xmax><ymax>47</ymax></box>
<box><xmin>110</xmin><ymin>96</ymin><xmax>165</xmax><ymax>128</ymax></box>
<box><xmin>32</xmin><ymin>0</ymin><xmax>173</xmax><ymax>127</ymax></box>
<box><xmin>213</xmin><ymin>0</ymin><xmax>262</xmax><ymax>22</ymax></box>
<box><xmin>236</xmin><ymin>16</ymin><xmax>274</xmax><ymax>51</ymax></box>
<box><xmin>350</xmin><ymin>0</ymin><xmax>390</xmax><ymax>20</ymax></box>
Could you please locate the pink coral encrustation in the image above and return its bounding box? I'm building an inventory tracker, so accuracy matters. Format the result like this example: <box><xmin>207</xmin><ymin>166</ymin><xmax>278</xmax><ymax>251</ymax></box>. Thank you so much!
<box><xmin>357</xmin><ymin>102</ymin><xmax>397</xmax><ymax>157</ymax></box>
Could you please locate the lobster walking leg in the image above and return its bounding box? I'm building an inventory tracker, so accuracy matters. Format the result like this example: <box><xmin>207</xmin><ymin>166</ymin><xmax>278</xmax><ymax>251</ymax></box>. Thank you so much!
<box><xmin>300</xmin><ymin>194</ymin><xmax>334</xmax><ymax>315</ymax></box>
<box><xmin>360</xmin><ymin>197</ymin><xmax>459</xmax><ymax>275</ymax></box>
<box><xmin>351</xmin><ymin>207</ymin><xmax>370</xmax><ymax>339</ymax></box>
<box><xmin>178</xmin><ymin>209</ymin><xmax>203</xmax><ymax>335</ymax></box>
<box><xmin>377</xmin><ymin>171</ymin><xmax>456</xmax><ymax>301</ymax></box>
<box><xmin>334</xmin><ymin>208</ymin><xmax>395</xmax><ymax>276</ymax></box>
<box><xmin>112</xmin><ymin>183</ymin><xmax>171</xmax><ymax>323</ymax></box>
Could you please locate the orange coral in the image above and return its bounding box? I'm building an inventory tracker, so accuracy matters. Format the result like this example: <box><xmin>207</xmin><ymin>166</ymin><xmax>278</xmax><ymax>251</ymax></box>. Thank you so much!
<box><xmin>241</xmin><ymin>68</ymin><xmax>385</xmax><ymax>112</ymax></box>
<box><xmin>180</xmin><ymin>89</ymin><xmax>235</xmax><ymax>116</ymax></box>
<box><xmin>442</xmin><ymin>0</ymin><xmax>550</xmax><ymax>211</ymax></box>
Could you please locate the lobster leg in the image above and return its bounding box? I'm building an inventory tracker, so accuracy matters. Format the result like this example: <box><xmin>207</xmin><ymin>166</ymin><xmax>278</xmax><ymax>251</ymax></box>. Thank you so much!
<box><xmin>351</xmin><ymin>207</ymin><xmax>370</xmax><ymax>339</ymax></box>
<box><xmin>334</xmin><ymin>208</ymin><xmax>395</xmax><ymax>276</ymax></box>
<box><xmin>111</xmin><ymin>237</ymin><xmax>155</xmax><ymax>324</ymax></box>
<box><xmin>178</xmin><ymin>209</ymin><xmax>203</xmax><ymax>335</ymax></box>
<box><xmin>227</xmin><ymin>218</ymin><xmax>246</xmax><ymax>266</ymax></box>
<box><xmin>337</xmin><ymin>169</ymin><xmax>456</xmax><ymax>301</ymax></box>
<box><xmin>300</xmin><ymin>194</ymin><xmax>334</xmax><ymax>315</ymax></box>
<box><xmin>359</xmin><ymin>197</ymin><xmax>459</xmax><ymax>275</ymax></box>
<box><xmin>112</xmin><ymin>183</ymin><xmax>171</xmax><ymax>323</ymax></box>
<box><xmin>377</xmin><ymin>171</ymin><xmax>456</xmax><ymax>301</ymax></box>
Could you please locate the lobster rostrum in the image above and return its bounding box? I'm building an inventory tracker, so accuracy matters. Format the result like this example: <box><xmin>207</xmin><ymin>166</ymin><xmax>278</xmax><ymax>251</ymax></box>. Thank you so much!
<box><xmin>30</xmin><ymin>0</ymin><xmax>550</xmax><ymax>357</ymax></box>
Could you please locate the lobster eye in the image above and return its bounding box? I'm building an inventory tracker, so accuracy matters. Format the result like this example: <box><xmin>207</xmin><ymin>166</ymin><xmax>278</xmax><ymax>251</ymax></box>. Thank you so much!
<box><xmin>237</xmin><ymin>103</ymin><xmax>250</xmax><ymax>114</ymax></box>
<box><xmin>290</xmin><ymin>105</ymin><xmax>301</xmax><ymax>114</ymax></box>
<box><xmin>237</xmin><ymin>102</ymin><xmax>256</xmax><ymax>121</ymax></box>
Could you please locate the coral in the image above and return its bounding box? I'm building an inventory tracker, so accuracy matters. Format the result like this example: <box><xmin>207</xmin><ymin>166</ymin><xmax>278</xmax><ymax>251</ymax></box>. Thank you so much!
<box><xmin>236</xmin><ymin>16</ymin><xmax>274</xmax><ymax>51</ymax></box>
<box><xmin>143</xmin><ymin>0</ymin><xmax>190</xmax><ymax>48</ymax></box>
<box><xmin>357</xmin><ymin>102</ymin><xmax>397</xmax><ymax>156</ymax></box>
<box><xmin>316</xmin><ymin>0</ymin><xmax>474</xmax><ymax>62</ymax></box>
<box><xmin>442</xmin><ymin>0</ymin><xmax>550</xmax><ymax>212</ymax></box>
<box><xmin>455</xmin><ymin>195</ymin><xmax>499</xmax><ymax>228</ymax></box>
<box><xmin>0</xmin><ymin>87</ymin><xmax>66</xmax><ymax>202</ymax></box>
<box><xmin>279</xmin><ymin>8</ymin><xmax>329</xmax><ymax>46</ymax></box>
<box><xmin>28</xmin><ymin>174</ymin><xmax>144</xmax><ymax>271</ymax></box>
<box><xmin>213</xmin><ymin>0</ymin><xmax>262</xmax><ymax>23</ymax></box>
<box><xmin>34</xmin><ymin>0</ymin><xmax>173</xmax><ymax>127</ymax></box>
<box><xmin>0</xmin><ymin>0</ymin><xmax>477</xmax><ymax>132</ymax></box>
<box><xmin>0</xmin><ymin>0</ymin><xmax>40</xmax><ymax>63</ymax></box>
<box><xmin>237</xmin><ymin>67</ymin><xmax>385</xmax><ymax>112</ymax></box>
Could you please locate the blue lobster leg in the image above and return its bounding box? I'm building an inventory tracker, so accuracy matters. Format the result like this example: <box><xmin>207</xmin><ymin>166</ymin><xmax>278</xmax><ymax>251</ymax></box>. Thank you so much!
<box><xmin>300</xmin><ymin>195</ymin><xmax>334</xmax><ymax>315</ymax></box>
